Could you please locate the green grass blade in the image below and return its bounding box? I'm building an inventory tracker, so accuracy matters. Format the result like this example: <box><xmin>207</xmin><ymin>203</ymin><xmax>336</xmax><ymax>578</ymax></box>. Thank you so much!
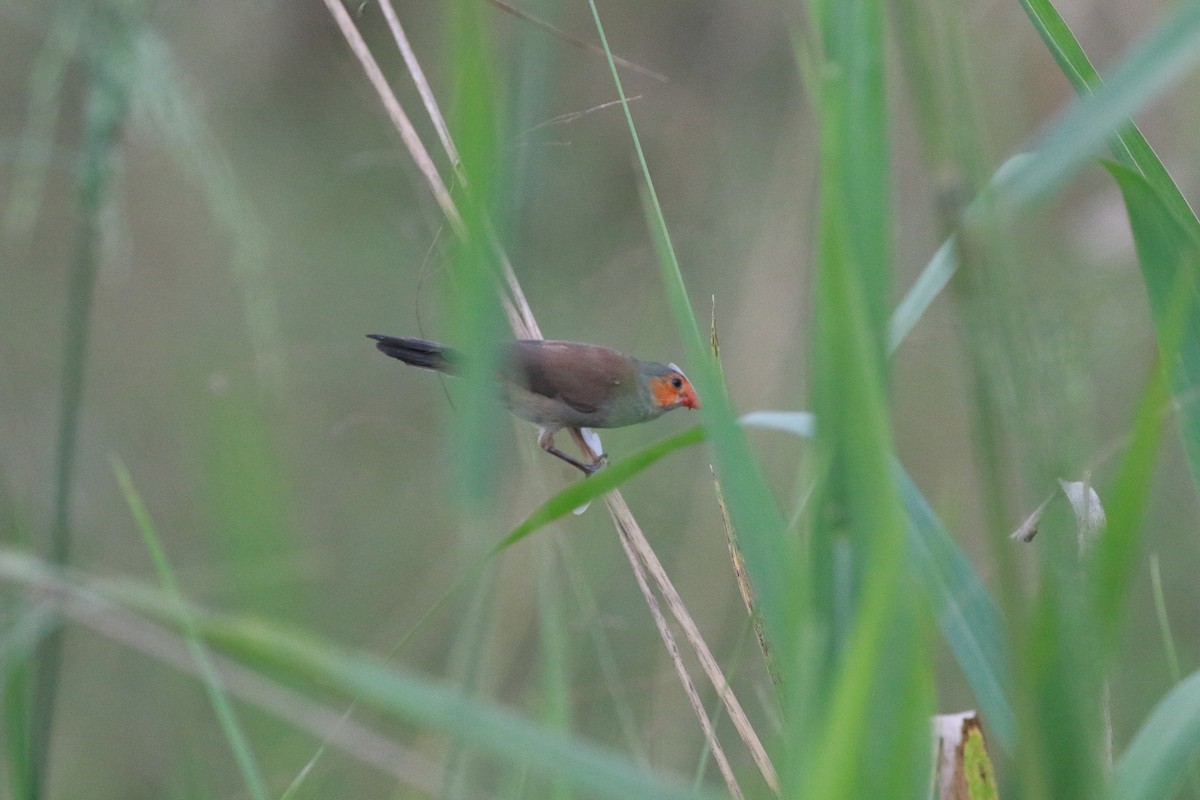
<box><xmin>111</xmin><ymin>459</ymin><xmax>270</xmax><ymax>800</ymax></box>
<box><xmin>813</xmin><ymin>0</ymin><xmax>891</xmax><ymax>345</ymax></box>
<box><xmin>801</xmin><ymin>0</ymin><xmax>933</xmax><ymax>794</ymax></box>
<box><xmin>1087</xmin><ymin>347</ymin><xmax>1169</xmax><ymax>648</ymax></box>
<box><xmin>889</xmin><ymin>154</ymin><xmax>1032</xmax><ymax>352</ymax></box>
<box><xmin>3</xmin><ymin>607</ymin><xmax>57</xmax><ymax>800</ymax></box>
<box><xmin>807</xmin><ymin>209</ymin><xmax>930</xmax><ymax>797</ymax></box>
<box><xmin>206</xmin><ymin>617</ymin><xmax>717</xmax><ymax>800</ymax></box>
<box><xmin>1106</xmin><ymin>162</ymin><xmax>1200</xmax><ymax>497</ymax></box>
<box><xmin>0</xmin><ymin>549</ymin><xmax>721</xmax><ymax>799</ymax></box>
<box><xmin>889</xmin><ymin>235</ymin><xmax>959</xmax><ymax>354</ymax></box>
<box><xmin>195</xmin><ymin>387</ymin><xmax>294</xmax><ymax>617</ymax></box>
<box><xmin>1149</xmin><ymin>556</ymin><xmax>1183</xmax><ymax>684</ymax></box>
<box><xmin>895</xmin><ymin>468</ymin><xmax>1014</xmax><ymax>752</ymax></box>
<box><xmin>495</xmin><ymin>426</ymin><xmax>706</xmax><ymax>552</ymax></box>
<box><xmin>587</xmin><ymin>0</ymin><xmax>792</xmax><ymax>665</ymax></box>
<box><xmin>294</xmin><ymin>427</ymin><xmax>708</xmax><ymax>695</ymax></box>
<box><xmin>3</xmin><ymin>661</ymin><xmax>34</xmax><ymax>800</ymax></box>
<box><xmin>895</xmin><ymin>0</ymin><xmax>1200</xmax><ymax>354</ymax></box>
<box><xmin>534</xmin><ymin>543</ymin><xmax>573</xmax><ymax>800</ymax></box>
<box><xmin>1002</xmin><ymin>1</ymin><xmax>1200</xmax><ymax>209</ymax></box>
<box><xmin>447</xmin><ymin>0</ymin><xmax>509</xmax><ymax>514</ymax></box>
<box><xmin>1018</xmin><ymin>0</ymin><xmax>1106</xmax><ymax>92</ymax></box>
<box><xmin>1017</xmin><ymin>0</ymin><xmax>1199</xmax><ymax>227</ymax></box>
<box><xmin>2</xmin><ymin>0</ymin><xmax>86</xmax><ymax>238</ymax></box>
<box><xmin>741</xmin><ymin>411</ymin><xmax>1015</xmax><ymax>753</ymax></box>
<box><xmin>34</xmin><ymin>8</ymin><xmax>137</xmax><ymax>792</ymax></box>
<box><xmin>1112</xmin><ymin>669</ymin><xmax>1200</xmax><ymax>800</ymax></box>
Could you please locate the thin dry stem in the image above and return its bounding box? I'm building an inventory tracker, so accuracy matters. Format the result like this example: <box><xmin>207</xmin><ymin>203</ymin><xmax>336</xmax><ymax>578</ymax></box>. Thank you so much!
<box><xmin>485</xmin><ymin>0</ymin><xmax>669</xmax><ymax>83</ymax></box>
<box><xmin>322</xmin><ymin>0</ymin><xmax>462</xmax><ymax>235</ymax></box>
<box><xmin>379</xmin><ymin>0</ymin><xmax>540</xmax><ymax>342</ymax></box>
<box><xmin>712</xmin><ymin>468</ymin><xmax>776</xmax><ymax>687</ymax></box>
<box><xmin>377</xmin><ymin>0</ymin><xmax>459</xmax><ymax>166</ymax></box>
<box><xmin>519</xmin><ymin>97</ymin><xmax>643</xmax><ymax>138</ymax></box>
<box><xmin>608</xmin><ymin>500</ymin><xmax>745</xmax><ymax>800</ymax></box>
<box><xmin>486</xmin><ymin>219</ymin><xmax>541</xmax><ymax>338</ymax></box>
<box><xmin>606</xmin><ymin>490</ymin><xmax>781</xmax><ymax>794</ymax></box>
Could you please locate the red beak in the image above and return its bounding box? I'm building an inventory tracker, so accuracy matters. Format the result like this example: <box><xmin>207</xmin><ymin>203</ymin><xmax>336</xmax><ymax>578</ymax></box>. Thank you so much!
<box><xmin>682</xmin><ymin>386</ymin><xmax>700</xmax><ymax>409</ymax></box>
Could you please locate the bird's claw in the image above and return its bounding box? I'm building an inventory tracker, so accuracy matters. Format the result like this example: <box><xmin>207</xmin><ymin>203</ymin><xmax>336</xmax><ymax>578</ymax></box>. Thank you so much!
<box><xmin>581</xmin><ymin>453</ymin><xmax>609</xmax><ymax>476</ymax></box>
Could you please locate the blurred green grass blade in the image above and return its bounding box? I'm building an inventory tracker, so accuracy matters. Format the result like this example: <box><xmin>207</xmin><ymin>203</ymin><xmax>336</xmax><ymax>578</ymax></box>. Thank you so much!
<box><xmin>889</xmin><ymin>235</ymin><xmax>958</xmax><ymax>353</ymax></box>
<box><xmin>1088</xmin><ymin>355</ymin><xmax>1168</xmax><ymax>651</ymax></box>
<box><xmin>534</xmin><ymin>544</ymin><xmax>572</xmax><ymax>800</ymax></box>
<box><xmin>131</xmin><ymin>32</ymin><xmax>284</xmax><ymax>392</ymax></box>
<box><xmin>814</xmin><ymin>0</ymin><xmax>891</xmax><ymax>346</ymax></box>
<box><xmin>202</xmin><ymin>617</ymin><xmax>718</xmax><ymax>800</ymax></box>
<box><xmin>197</xmin><ymin>387</ymin><xmax>295</xmax><ymax>617</ymax></box>
<box><xmin>804</xmin><ymin>0</ymin><xmax>933</xmax><ymax>793</ymax></box>
<box><xmin>449</xmin><ymin>0</ymin><xmax>508</xmax><ymax>512</ymax></box>
<box><xmin>808</xmin><ymin>200</ymin><xmax>931</xmax><ymax>794</ymax></box>
<box><xmin>1112</xmin><ymin>669</ymin><xmax>1200</xmax><ymax>800</ymax></box>
<box><xmin>894</xmin><ymin>468</ymin><xmax>1014</xmax><ymax>753</ymax></box>
<box><xmin>895</xmin><ymin>0</ymin><xmax>1200</xmax><ymax>346</ymax></box>
<box><xmin>639</xmin><ymin>188</ymin><xmax>791</xmax><ymax>652</ymax></box>
<box><xmin>1026</xmin><ymin>581</ymin><xmax>1107</xmax><ymax>800</ymax></box>
<box><xmin>1149</xmin><ymin>556</ymin><xmax>1183</xmax><ymax>684</ymax></box>
<box><xmin>588</xmin><ymin>0</ymin><xmax>792</xmax><ymax>661</ymax></box>
<box><xmin>1018</xmin><ymin>0</ymin><xmax>1104</xmax><ymax>91</ymax></box>
<box><xmin>36</xmin><ymin>8</ymin><xmax>138</xmax><ymax>792</ymax></box>
<box><xmin>2</xmin><ymin>0</ymin><xmax>86</xmax><ymax>238</ymax></box>
<box><xmin>3</xmin><ymin>661</ymin><xmax>34</xmax><ymax>800</ymax></box>
<box><xmin>1002</xmin><ymin>1</ymin><xmax>1200</xmax><ymax>208</ymax></box>
<box><xmin>3</xmin><ymin>607</ymin><xmax>57</xmax><ymax>800</ymax></box>
<box><xmin>2</xmin><ymin>502</ymin><xmax>50</xmax><ymax>800</ymax></box>
<box><xmin>889</xmin><ymin>155</ymin><xmax>1032</xmax><ymax>353</ymax></box>
<box><xmin>1106</xmin><ymin>163</ymin><xmax>1200</xmax><ymax>494</ymax></box>
<box><xmin>495</xmin><ymin>427</ymin><xmax>706</xmax><ymax>552</ymax></box>
<box><xmin>1018</xmin><ymin>0</ymin><xmax>1198</xmax><ymax>228</ymax></box>
<box><xmin>440</xmin><ymin>570</ymin><xmax>500</xmax><ymax>799</ymax></box>
<box><xmin>1090</xmin><ymin>164</ymin><xmax>1196</xmax><ymax>648</ymax></box>
<box><xmin>0</xmin><ymin>550</ymin><xmax>718</xmax><ymax>800</ymax></box>
<box><xmin>112</xmin><ymin>459</ymin><xmax>269</xmax><ymax>800</ymax></box>
<box><xmin>741</xmin><ymin>411</ymin><xmax>1015</xmax><ymax>753</ymax></box>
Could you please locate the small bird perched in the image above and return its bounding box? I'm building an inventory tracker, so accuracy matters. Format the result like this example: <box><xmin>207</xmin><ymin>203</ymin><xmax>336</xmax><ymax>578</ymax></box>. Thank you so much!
<box><xmin>368</xmin><ymin>335</ymin><xmax>700</xmax><ymax>475</ymax></box>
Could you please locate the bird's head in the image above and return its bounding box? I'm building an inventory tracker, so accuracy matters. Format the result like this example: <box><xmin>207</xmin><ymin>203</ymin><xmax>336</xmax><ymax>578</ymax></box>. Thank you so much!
<box><xmin>648</xmin><ymin>363</ymin><xmax>700</xmax><ymax>411</ymax></box>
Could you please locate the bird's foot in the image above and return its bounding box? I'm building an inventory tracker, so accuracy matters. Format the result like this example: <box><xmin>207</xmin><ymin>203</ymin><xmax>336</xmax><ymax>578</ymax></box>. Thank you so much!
<box><xmin>580</xmin><ymin>453</ymin><xmax>609</xmax><ymax>477</ymax></box>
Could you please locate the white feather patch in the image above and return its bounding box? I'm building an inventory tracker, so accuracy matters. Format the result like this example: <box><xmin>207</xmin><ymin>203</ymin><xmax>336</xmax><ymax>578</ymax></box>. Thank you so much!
<box><xmin>572</xmin><ymin>427</ymin><xmax>604</xmax><ymax>515</ymax></box>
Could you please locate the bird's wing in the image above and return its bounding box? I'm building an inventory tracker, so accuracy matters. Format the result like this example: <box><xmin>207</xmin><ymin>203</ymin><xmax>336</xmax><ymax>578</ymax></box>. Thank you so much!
<box><xmin>504</xmin><ymin>341</ymin><xmax>632</xmax><ymax>416</ymax></box>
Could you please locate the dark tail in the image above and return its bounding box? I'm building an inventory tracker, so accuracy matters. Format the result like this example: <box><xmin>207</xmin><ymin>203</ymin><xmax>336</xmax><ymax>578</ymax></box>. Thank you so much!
<box><xmin>367</xmin><ymin>335</ymin><xmax>455</xmax><ymax>372</ymax></box>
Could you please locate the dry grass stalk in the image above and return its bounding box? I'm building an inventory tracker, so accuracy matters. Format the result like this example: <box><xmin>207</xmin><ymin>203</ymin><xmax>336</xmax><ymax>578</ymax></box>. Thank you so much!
<box><xmin>485</xmin><ymin>0</ymin><xmax>669</xmax><ymax>83</ymax></box>
<box><xmin>608</xmin><ymin>500</ymin><xmax>745</xmax><ymax>799</ymax></box>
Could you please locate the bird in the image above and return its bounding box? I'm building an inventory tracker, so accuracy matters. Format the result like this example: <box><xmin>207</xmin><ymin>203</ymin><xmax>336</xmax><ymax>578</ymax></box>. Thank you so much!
<box><xmin>367</xmin><ymin>334</ymin><xmax>700</xmax><ymax>475</ymax></box>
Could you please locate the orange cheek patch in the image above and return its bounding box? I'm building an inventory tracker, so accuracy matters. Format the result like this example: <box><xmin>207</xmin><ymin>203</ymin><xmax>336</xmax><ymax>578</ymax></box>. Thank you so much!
<box><xmin>651</xmin><ymin>379</ymin><xmax>678</xmax><ymax>408</ymax></box>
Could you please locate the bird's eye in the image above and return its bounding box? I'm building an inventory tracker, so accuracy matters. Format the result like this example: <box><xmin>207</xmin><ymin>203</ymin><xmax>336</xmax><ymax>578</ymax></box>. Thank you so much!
<box><xmin>670</xmin><ymin>376</ymin><xmax>683</xmax><ymax>389</ymax></box>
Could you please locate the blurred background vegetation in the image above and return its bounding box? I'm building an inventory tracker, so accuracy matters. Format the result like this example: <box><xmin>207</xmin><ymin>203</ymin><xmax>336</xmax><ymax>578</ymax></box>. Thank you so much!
<box><xmin>3</xmin><ymin>0</ymin><xmax>1200</xmax><ymax>797</ymax></box>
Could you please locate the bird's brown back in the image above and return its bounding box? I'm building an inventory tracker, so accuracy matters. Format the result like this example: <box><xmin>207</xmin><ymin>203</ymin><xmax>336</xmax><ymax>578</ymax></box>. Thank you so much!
<box><xmin>502</xmin><ymin>340</ymin><xmax>640</xmax><ymax>426</ymax></box>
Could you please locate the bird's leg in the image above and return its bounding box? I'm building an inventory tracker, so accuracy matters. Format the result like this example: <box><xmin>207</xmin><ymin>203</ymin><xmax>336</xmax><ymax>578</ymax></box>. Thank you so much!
<box><xmin>538</xmin><ymin>428</ymin><xmax>605</xmax><ymax>476</ymax></box>
<box><xmin>568</xmin><ymin>427</ymin><xmax>608</xmax><ymax>472</ymax></box>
